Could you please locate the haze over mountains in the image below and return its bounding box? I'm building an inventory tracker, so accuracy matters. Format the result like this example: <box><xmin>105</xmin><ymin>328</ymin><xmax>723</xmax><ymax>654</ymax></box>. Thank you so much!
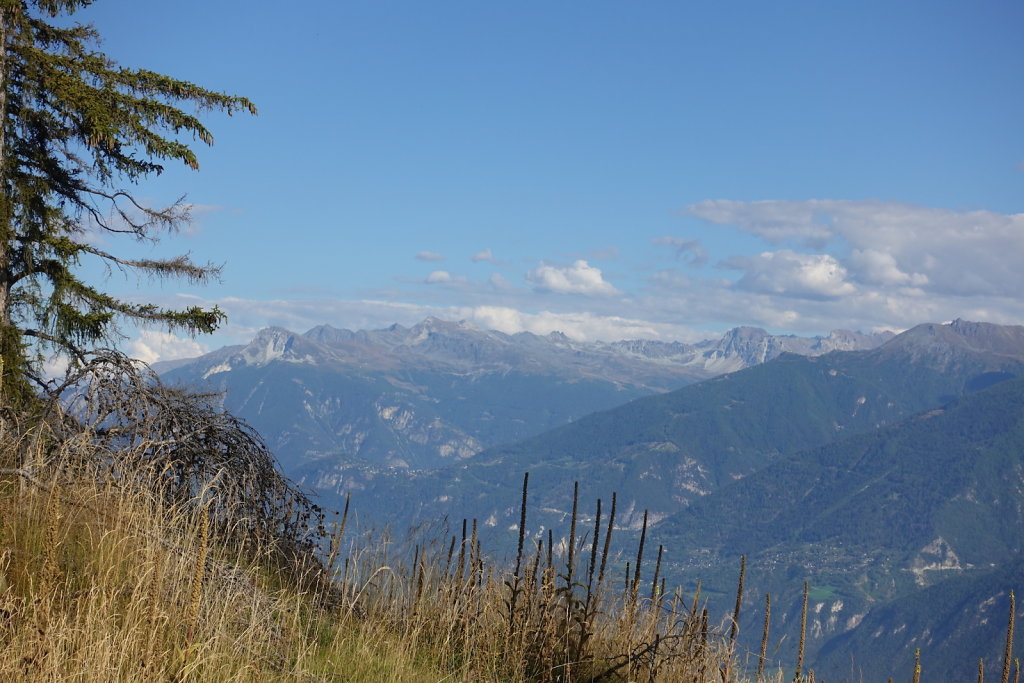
<box><xmin>159</xmin><ymin>317</ymin><xmax>1024</xmax><ymax>677</ymax></box>
<box><xmin>291</xmin><ymin>320</ymin><xmax>1020</xmax><ymax>526</ymax></box>
<box><xmin>159</xmin><ymin>317</ymin><xmax>890</xmax><ymax>471</ymax></box>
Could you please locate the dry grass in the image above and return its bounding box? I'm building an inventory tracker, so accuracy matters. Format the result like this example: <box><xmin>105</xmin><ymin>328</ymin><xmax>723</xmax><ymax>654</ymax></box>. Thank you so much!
<box><xmin>0</xmin><ymin>418</ymin><xmax>757</xmax><ymax>681</ymax></box>
<box><xmin>306</xmin><ymin>474</ymin><xmax>762</xmax><ymax>682</ymax></box>
<box><xmin>0</xmin><ymin>437</ymin><xmax>309</xmax><ymax>680</ymax></box>
<box><xmin>0</xmin><ymin>352</ymin><xmax>781</xmax><ymax>680</ymax></box>
<box><xmin>2</xmin><ymin>352</ymin><xmax>1015</xmax><ymax>680</ymax></box>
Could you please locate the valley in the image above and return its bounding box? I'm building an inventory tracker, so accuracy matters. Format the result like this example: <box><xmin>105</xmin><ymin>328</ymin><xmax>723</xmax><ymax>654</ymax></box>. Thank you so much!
<box><xmin>160</xmin><ymin>317</ymin><xmax>1024</xmax><ymax>678</ymax></box>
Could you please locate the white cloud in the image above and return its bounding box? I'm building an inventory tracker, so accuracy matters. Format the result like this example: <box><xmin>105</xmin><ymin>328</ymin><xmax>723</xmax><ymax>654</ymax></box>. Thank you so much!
<box><xmin>138</xmin><ymin>196</ymin><xmax>1024</xmax><ymax>348</ymax></box>
<box><xmin>463</xmin><ymin>306</ymin><xmax>704</xmax><ymax>342</ymax></box>
<box><xmin>652</xmin><ymin>236</ymin><xmax>708</xmax><ymax>266</ymax></box>
<box><xmin>416</xmin><ymin>251</ymin><xmax>445</xmax><ymax>262</ymax></box>
<box><xmin>687</xmin><ymin>199</ymin><xmax>837</xmax><ymax>247</ymax></box>
<box><xmin>641</xmin><ymin>262</ymin><xmax>1024</xmax><ymax>336</ymax></box>
<box><xmin>846</xmin><ymin>248</ymin><xmax>928</xmax><ymax>287</ymax></box>
<box><xmin>687</xmin><ymin>199</ymin><xmax>1024</xmax><ymax>298</ymax></box>
<box><xmin>138</xmin><ymin>281</ymin><xmax>1024</xmax><ymax>357</ymax></box>
<box><xmin>526</xmin><ymin>259</ymin><xmax>621</xmax><ymax>296</ymax></box>
<box><xmin>425</xmin><ymin>270</ymin><xmax>452</xmax><ymax>283</ymax></box>
<box><xmin>124</xmin><ymin>330</ymin><xmax>209</xmax><ymax>365</ymax></box>
<box><xmin>471</xmin><ymin>248</ymin><xmax>499</xmax><ymax>264</ymax></box>
<box><xmin>723</xmin><ymin>250</ymin><xmax>857</xmax><ymax>300</ymax></box>
<box><xmin>140</xmin><ymin>293</ymin><xmax>708</xmax><ymax>344</ymax></box>
<box><xmin>42</xmin><ymin>355</ymin><xmax>70</xmax><ymax>379</ymax></box>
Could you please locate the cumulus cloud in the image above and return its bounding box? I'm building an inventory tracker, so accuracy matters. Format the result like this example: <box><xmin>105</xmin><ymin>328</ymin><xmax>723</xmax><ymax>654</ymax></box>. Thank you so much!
<box><xmin>141</xmin><ymin>278</ymin><xmax>1024</xmax><ymax>358</ymax></box>
<box><xmin>652</xmin><ymin>236</ymin><xmax>708</xmax><ymax>266</ymax></box>
<box><xmin>526</xmin><ymin>259</ymin><xmax>621</xmax><ymax>296</ymax></box>
<box><xmin>642</xmin><ymin>255</ymin><xmax>1024</xmax><ymax>336</ymax></box>
<box><xmin>416</xmin><ymin>251</ymin><xmax>445</xmax><ymax>262</ymax></box>
<box><xmin>846</xmin><ymin>248</ymin><xmax>928</xmax><ymax>287</ymax></box>
<box><xmin>425</xmin><ymin>270</ymin><xmax>452</xmax><ymax>283</ymax></box>
<box><xmin>687</xmin><ymin>199</ymin><xmax>837</xmax><ymax>247</ymax></box>
<box><xmin>125</xmin><ymin>330</ymin><xmax>209</xmax><ymax>365</ymax></box>
<box><xmin>42</xmin><ymin>355</ymin><xmax>70</xmax><ymax>379</ymax></box>
<box><xmin>687</xmin><ymin>199</ymin><xmax>1024</xmax><ymax>298</ymax></box>
<box><xmin>722</xmin><ymin>250</ymin><xmax>857</xmax><ymax>300</ymax></box>
<box><xmin>471</xmin><ymin>248</ymin><xmax>500</xmax><ymax>264</ymax></box>
<box><xmin>140</xmin><ymin>196</ymin><xmax>1024</xmax><ymax>349</ymax></box>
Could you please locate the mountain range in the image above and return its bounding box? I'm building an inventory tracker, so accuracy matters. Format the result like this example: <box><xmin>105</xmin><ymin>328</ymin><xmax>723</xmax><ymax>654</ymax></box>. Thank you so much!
<box><xmin>298</xmin><ymin>319</ymin><xmax>1024</xmax><ymax>677</ymax></box>
<box><xmin>159</xmin><ymin>317</ymin><xmax>1024</xmax><ymax>676</ymax></box>
<box><xmin>314</xmin><ymin>320</ymin><xmax>1024</xmax><ymax>529</ymax></box>
<box><xmin>159</xmin><ymin>317</ymin><xmax>889</xmax><ymax>472</ymax></box>
<box><xmin>661</xmin><ymin>369</ymin><xmax>1024</xmax><ymax>679</ymax></box>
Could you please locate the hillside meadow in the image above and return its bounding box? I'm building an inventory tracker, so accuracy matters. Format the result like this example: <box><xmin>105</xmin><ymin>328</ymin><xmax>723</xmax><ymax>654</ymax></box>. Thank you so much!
<box><xmin>0</xmin><ymin>428</ymin><xmax>772</xmax><ymax>681</ymax></box>
<box><xmin>0</xmin><ymin>352</ymin><xmax>755</xmax><ymax>681</ymax></box>
<box><xmin>0</xmin><ymin>350</ymin><xmax>1017</xmax><ymax>681</ymax></box>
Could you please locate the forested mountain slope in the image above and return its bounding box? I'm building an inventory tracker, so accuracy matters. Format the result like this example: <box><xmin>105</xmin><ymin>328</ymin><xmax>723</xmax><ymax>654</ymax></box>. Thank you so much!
<box><xmin>658</xmin><ymin>374</ymin><xmax>1024</xmax><ymax>679</ymax></box>
<box><xmin>160</xmin><ymin>317</ymin><xmax>888</xmax><ymax>473</ymax></box>
<box><xmin>328</xmin><ymin>320</ymin><xmax>1024</xmax><ymax>532</ymax></box>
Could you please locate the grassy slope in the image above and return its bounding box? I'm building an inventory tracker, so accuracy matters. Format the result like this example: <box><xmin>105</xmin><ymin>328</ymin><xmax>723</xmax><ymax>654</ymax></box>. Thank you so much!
<box><xmin>0</xmin><ymin>447</ymin><xmax>449</xmax><ymax>680</ymax></box>
<box><xmin>0</xmin><ymin>424</ymin><xmax>750</xmax><ymax>682</ymax></box>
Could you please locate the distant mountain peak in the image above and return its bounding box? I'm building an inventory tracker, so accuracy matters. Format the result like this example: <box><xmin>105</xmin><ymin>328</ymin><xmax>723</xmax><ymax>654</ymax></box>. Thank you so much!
<box><xmin>162</xmin><ymin>315</ymin><xmax>899</xmax><ymax>384</ymax></box>
<box><xmin>304</xmin><ymin>323</ymin><xmax>343</xmax><ymax>336</ymax></box>
<box><xmin>880</xmin><ymin>319</ymin><xmax>1024</xmax><ymax>363</ymax></box>
<box><xmin>239</xmin><ymin>326</ymin><xmax>325</xmax><ymax>367</ymax></box>
<box><xmin>414</xmin><ymin>316</ymin><xmax>477</xmax><ymax>331</ymax></box>
<box><xmin>947</xmin><ymin>317</ymin><xmax>1024</xmax><ymax>340</ymax></box>
<box><xmin>722</xmin><ymin>325</ymin><xmax>771</xmax><ymax>339</ymax></box>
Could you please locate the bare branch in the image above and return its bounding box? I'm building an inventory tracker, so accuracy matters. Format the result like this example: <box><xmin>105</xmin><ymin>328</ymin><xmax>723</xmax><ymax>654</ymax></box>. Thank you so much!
<box><xmin>33</xmin><ymin>349</ymin><xmax>329</xmax><ymax>567</ymax></box>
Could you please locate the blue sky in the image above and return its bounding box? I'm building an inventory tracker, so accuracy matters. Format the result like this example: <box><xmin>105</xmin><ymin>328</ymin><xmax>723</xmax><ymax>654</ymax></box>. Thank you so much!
<box><xmin>64</xmin><ymin>1</ymin><xmax>1024</xmax><ymax>361</ymax></box>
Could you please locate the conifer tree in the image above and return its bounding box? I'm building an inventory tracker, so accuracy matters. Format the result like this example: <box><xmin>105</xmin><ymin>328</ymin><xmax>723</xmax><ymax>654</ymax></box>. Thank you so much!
<box><xmin>0</xmin><ymin>0</ymin><xmax>255</xmax><ymax>404</ymax></box>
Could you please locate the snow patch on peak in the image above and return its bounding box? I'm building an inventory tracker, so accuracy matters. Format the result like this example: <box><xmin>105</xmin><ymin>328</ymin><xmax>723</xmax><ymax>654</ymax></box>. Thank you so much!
<box><xmin>240</xmin><ymin>327</ymin><xmax>296</xmax><ymax>367</ymax></box>
<box><xmin>202</xmin><ymin>362</ymin><xmax>232</xmax><ymax>379</ymax></box>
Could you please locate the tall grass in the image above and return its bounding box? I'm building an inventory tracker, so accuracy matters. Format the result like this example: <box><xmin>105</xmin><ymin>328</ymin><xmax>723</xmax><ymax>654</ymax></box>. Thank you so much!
<box><xmin>1</xmin><ymin>435</ymin><xmax>299</xmax><ymax>679</ymax></box>
<box><xmin>0</xmin><ymin>414</ymin><xmax>756</xmax><ymax>681</ymax></box>
<box><xmin>5</xmin><ymin>381</ymin><xmax>1013</xmax><ymax>680</ymax></box>
<box><xmin>319</xmin><ymin>471</ymin><xmax>755</xmax><ymax>682</ymax></box>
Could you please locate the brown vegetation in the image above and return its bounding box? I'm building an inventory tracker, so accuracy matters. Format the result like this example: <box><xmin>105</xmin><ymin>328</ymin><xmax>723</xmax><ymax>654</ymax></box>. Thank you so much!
<box><xmin>0</xmin><ymin>352</ymin><xmax>1014</xmax><ymax>680</ymax></box>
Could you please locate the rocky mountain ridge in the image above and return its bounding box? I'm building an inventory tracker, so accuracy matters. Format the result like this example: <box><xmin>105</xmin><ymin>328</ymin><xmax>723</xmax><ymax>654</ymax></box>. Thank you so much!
<box><xmin>307</xmin><ymin>319</ymin><xmax>1024</xmax><ymax>678</ymax></box>
<box><xmin>161</xmin><ymin>318</ymin><xmax>1024</xmax><ymax>676</ymax></box>
<box><xmin>157</xmin><ymin>318</ymin><xmax>892</xmax><ymax>472</ymax></box>
<box><xmin>161</xmin><ymin>317</ymin><xmax>893</xmax><ymax>381</ymax></box>
<box><xmin>325</xmin><ymin>318</ymin><xmax>1019</xmax><ymax>522</ymax></box>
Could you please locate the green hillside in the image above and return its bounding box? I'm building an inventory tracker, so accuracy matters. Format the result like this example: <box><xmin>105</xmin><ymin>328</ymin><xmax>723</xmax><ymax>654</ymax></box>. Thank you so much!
<box><xmin>658</xmin><ymin>375</ymin><xmax>1024</xmax><ymax>676</ymax></box>
<box><xmin>342</xmin><ymin>321</ymin><xmax>1024</xmax><ymax>535</ymax></box>
<box><xmin>816</xmin><ymin>561</ymin><xmax>1023</xmax><ymax>681</ymax></box>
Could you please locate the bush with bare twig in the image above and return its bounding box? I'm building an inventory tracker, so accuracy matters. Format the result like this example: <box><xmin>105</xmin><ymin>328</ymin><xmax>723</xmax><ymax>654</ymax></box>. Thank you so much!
<box><xmin>9</xmin><ymin>349</ymin><xmax>327</xmax><ymax>570</ymax></box>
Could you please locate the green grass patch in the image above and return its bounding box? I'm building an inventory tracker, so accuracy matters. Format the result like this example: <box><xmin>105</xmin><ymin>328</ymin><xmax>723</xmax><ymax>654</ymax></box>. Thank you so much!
<box><xmin>809</xmin><ymin>584</ymin><xmax>839</xmax><ymax>601</ymax></box>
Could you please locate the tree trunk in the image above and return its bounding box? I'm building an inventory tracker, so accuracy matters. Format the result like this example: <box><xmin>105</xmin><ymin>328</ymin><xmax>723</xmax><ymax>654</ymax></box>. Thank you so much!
<box><xmin>0</xmin><ymin>6</ymin><xmax>13</xmax><ymax>403</ymax></box>
<box><xmin>0</xmin><ymin>4</ymin><xmax>9</xmax><ymax>327</ymax></box>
